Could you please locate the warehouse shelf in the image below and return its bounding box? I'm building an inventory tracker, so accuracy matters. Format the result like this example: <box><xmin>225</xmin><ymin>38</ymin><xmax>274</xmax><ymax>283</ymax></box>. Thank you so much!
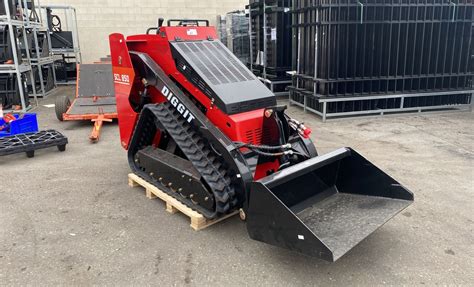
<box><xmin>0</xmin><ymin>62</ymin><xmax>31</xmax><ymax>73</ymax></box>
<box><xmin>31</xmin><ymin>55</ymin><xmax>54</xmax><ymax>65</ymax></box>
<box><xmin>38</xmin><ymin>5</ymin><xmax>81</xmax><ymax>86</ymax></box>
<box><xmin>29</xmin><ymin>23</ymin><xmax>57</xmax><ymax>97</ymax></box>
<box><xmin>0</xmin><ymin>0</ymin><xmax>42</xmax><ymax>112</ymax></box>
<box><xmin>248</xmin><ymin>0</ymin><xmax>293</xmax><ymax>96</ymax></box>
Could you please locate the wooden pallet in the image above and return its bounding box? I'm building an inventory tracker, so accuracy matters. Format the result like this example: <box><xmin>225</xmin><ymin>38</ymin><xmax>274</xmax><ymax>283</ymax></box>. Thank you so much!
<box><xmin>128</xmin><ymin>173</ymin><xmax>238</xmax><ymax>231</ymax></box>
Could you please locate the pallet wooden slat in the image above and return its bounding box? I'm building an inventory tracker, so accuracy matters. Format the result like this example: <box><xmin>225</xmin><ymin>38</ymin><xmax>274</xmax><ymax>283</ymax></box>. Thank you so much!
<box><xmin>128</xmin><ymin>173</ymin><xmax>237</xmax><ymax>231</ymax></box>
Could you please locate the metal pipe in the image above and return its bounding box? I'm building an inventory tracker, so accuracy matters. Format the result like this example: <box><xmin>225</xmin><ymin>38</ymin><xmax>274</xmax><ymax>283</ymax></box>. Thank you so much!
<box><xmin>263</xmin><ymin>1</ymin><xmax>267</xmax><ymax>80</ymax></box>
<box><xmin>248</xmin><ymin>5</ymin><xmax>253</xmax><ymax>71</ymax></box>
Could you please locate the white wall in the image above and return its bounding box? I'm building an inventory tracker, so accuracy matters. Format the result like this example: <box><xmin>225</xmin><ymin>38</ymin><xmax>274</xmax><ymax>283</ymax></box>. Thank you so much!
<box><xmin>40</xmin><ymin>0</ymin><xmax>248</xmax><ymax>62</ymax></box>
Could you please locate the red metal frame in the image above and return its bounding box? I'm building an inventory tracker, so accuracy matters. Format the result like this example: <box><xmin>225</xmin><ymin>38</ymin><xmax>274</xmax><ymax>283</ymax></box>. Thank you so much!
<box><xmin>109</xmin><ymin>35</ymin><xmax>137</xmax><ymax>149</ymax></box>
<box><xmin>62</xmin><ymin>63</ymin><xmax>118</xmax><ymax>142</ymax></box>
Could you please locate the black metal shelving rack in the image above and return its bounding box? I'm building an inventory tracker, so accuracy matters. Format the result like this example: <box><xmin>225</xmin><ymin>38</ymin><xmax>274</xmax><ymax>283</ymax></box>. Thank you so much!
<box><xmin>289</xmin><ymin>0</ymin><xmax>473</xmax><ymax>121</ymax></box>
<box><xmin>38</xmin><ymin>5</ymin><xmax>81</xmax><ymax>85</ymax></box>
<box><xmin>249</xmin><ymin>0</ymin><xmax>294</xmax><ymax>96</ymax></box>
<box><xmin>225</xmin><ymin>10</ymin><xmax>250</xmax><ymax>65</ymax></box>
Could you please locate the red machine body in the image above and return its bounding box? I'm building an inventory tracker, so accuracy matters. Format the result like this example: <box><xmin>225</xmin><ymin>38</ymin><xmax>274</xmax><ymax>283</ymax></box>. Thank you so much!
<box><xmin>111</xmin><ymin>26</ymin><xmax>275</xmax><ymax>179</ymax></box>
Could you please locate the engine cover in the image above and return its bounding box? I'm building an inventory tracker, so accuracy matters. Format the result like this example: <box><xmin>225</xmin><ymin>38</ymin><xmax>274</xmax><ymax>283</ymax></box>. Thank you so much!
<box><xmin>171</xmin><ymin>40</ymin><xmax>276</xmax><ymax>115</ymax></box>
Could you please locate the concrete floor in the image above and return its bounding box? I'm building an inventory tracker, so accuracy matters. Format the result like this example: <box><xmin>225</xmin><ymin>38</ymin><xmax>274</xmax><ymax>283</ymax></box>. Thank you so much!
<box><xmin>1</xmin><ymin>87</ymin><xmax>473</xmax><ymax>285</ymax></box>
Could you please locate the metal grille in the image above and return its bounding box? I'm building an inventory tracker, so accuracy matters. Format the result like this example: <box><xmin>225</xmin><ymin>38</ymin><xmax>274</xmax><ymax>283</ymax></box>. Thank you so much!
<box><xmin>245</xmin><ymin>128</ymin><xmax>263</xmax><ymax>145</ymax></box>
<box><xmin>173</xmin><ymin>41</ymin><xmax>254</xmax><ymax>85</ymax></box>
<box><xmin>174</xmin><ymin>50</ymin><xmax>217</xmax><ymax>99</ymax></box>
<box><xmin>172</xmin><ymin>40</ymin><xmax>276</xmax><ymax>115</ymax></box>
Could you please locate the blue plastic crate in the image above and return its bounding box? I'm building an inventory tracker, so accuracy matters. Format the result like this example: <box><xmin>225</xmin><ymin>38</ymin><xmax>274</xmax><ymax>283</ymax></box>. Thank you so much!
<box><xmin>0</xmin><ymin>113</ymin><xmax>39</xmax><ymax>137</ymax></box>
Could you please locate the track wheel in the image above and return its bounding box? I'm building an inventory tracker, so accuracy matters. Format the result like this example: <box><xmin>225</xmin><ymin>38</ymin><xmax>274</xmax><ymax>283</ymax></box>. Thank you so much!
<box><xmin>55</xmin><ymin>95</ymin><xmax>71</xmax><ymax>121</ymax></box>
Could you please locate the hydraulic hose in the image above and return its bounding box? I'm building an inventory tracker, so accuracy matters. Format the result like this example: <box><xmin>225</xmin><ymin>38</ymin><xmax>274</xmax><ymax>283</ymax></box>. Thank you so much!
<box><xmin>234</xmin><ymin>142</ymin><xmax>294</xmax><ymax>157</ymax></box>
<box><xmin>234</xmin><ymin>142</ymin><xmax>292</xmax><ymax>151</ymax></box>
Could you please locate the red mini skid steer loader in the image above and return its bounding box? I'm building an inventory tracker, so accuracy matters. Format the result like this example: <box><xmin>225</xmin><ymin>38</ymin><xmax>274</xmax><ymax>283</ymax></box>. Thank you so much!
<box><xmin>109</xmin><ymin>19</ymin><xmax>413</xmax><ymax>262</ymax></box>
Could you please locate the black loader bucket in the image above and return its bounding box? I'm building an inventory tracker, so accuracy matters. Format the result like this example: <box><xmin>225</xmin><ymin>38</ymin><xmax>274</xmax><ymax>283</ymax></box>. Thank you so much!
<box><xmin>246</xmin><ymin>148</ymin><xmax>414</xmax><ymax>262</ymax></box>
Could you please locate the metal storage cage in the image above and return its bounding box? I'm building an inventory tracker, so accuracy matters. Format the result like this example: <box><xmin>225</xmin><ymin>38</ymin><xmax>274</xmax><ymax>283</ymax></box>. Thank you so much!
<box><xmin>289</xmin><ymin>0</ymin><xmax>473</xmax><ymax>121</ymax></box>
<box><xmin>216</xmin><ymin>15</ymin><xmax>227</xmax><ymax>45</ymax></box>
<box><xmin>53</xmin><ymin>53</ymin><xmax>75</xmax><ymax>83</ymax></box>
<box><xmin>0</xmin><ymin>25</ymin><xmax>20</xmax><ymax>63</ymax></box>
<box><xmin>27</xmin><ymin>63</ymin><xmax>53</xmax><ymax>93</ymax></box>
<box><xmin>249</xmin><ymin>0</ymin><xmax>293</xmax><ymax>95</ymax></box>
<box><xmin>16</xmin><ymin>22</ymin><xmax>57</xmax><ymax>99</ymax></box>
<box><xmin>29</xmin><ymin>25</ymin><xmax>57</xmax><ymax>98</ymax></box>
<box><xmin>38</xmin><ymin>5</ymin><xmax>81</xmax><ymax>85</ymax></box>
<box><xmin>0</xmin><ymin>0</ymin><xmax>43</xmax><ymax>112</ymax></box>
<box><xmin>225</xmin><ymin>10</ymin><xmax>250</xmax><ymax>65</ymax></box>
<box><xmin>0</xmin><ymin>72</ymin><xmax>29</xmax><ymax>109</ymax></box>
<box><xmin>19</xmin><ymin>28</ymin><xmax>49</xmax><ymax>58</ymax></box>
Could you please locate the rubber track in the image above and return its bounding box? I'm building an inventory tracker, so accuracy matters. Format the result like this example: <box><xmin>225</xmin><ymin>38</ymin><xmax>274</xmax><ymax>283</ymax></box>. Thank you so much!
<box><xmin>143</xmin><ymin>102</ymin><xmax>237</xmax><ymax>217</ymax></box>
